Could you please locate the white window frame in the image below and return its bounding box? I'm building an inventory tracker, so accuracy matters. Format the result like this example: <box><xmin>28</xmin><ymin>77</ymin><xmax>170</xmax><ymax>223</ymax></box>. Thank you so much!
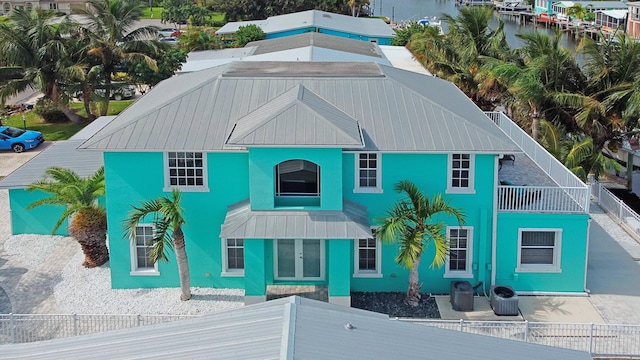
<box><xmin>130</xmin><ymin>224</ymin><xmax>160</xmax><ymax>276</ymax></box>
<box><xmin>163</xmin><ymin>151</ymin><xmax>209</xmax><ymax>192</ymax></box>
<box><xmin>48</xmin><ymin>2</ymin><xmax>57</xmax><ymax>9</ymax></box>
<box><xmin>354</xmin><ymin>152</ymin><xmax>383</xmax><ymax>193</ymax></box>
<box><xmin>446</xmin><ymin>153</ymin><xmax>475</xmax><ymax>194</ymax></box>
<box><xmin>444</xmin><ymin>226</ymin><xmax>474</xmax><ymax>278</ymax></box>
<box><xmin>516</xmin><ymin>228</ymin><xmax>562</xmax><ymax>273</ymax></box>
<box><xmin>353</xmin><ymin>235</ymin><xmax>382</xmax><ymax>278</ymax></box>
<box><xmin>221</xmin><ymin>238</ymin><xmax>245</xmax><ymax>277</ymax></box>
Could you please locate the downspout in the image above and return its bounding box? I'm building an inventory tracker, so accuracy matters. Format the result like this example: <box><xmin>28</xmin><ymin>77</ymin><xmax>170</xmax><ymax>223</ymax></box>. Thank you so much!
<box><xmin>492</xmin><ymin>155</ymin><xmax>499</xmax><ymax>287</ymax></box>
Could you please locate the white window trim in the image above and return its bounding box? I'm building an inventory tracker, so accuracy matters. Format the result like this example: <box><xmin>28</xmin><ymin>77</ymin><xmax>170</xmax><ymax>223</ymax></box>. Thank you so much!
<box><xmin>163</xmin><ymin>151</ymin><xmax>209</xmax><ymax>192</ymax></box>
<box><xmin>221</xmin><ymin>238</ymin><xmax>245</xmax><ymax>277</ymax></box>
<box><xmin>354</xmin><ymin>152</ymin><xmax>383</xmax><ymax>194</ymax></box>
<box><xmin>353</xmin><ymin>236</ymin><xmax>383</xmax><ymax>278</ymax></box>
<box><xmin>446</xmin><ymin>153</ymin><xmax>475</xmax><ymax>194</ymax></box>
<box><xmin>516</xmin><ymin>228</ymin><xmax>562</xmax><ymax>273</ymax></box>
<box><xmin>130</xmin><ymin>224</ymin><xmax>160</xmax><ymax>276</ymax></box>
<box><xmin>444</xmin><ymin>226</ymin><xmax>474</xmax><ymax>278</ymax></box>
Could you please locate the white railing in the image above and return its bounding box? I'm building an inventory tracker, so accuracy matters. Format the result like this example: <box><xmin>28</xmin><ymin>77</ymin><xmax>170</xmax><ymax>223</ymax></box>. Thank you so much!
<box><xmin>395</xmin><ymin>318</ymin><xmax>640</xmax><ymax>357</ymax></box>
<box><xmin>498</xmin><ymin>185</ymin><xmax>588</xmax><ymax>213</ymax></box>
<box><xmin>485</xmin><ymin>112</ymin><xmax>590</xmax><ymax>212</ymax></box>
<box><xmin>0</xmin><ymin>313</ymin><xmax>196</xmax><ymax>344</ymax></box>
<box><xmin>591</xmin><ymin>180</ymin><xmax>640</xmax><ymax>236</ymax></box>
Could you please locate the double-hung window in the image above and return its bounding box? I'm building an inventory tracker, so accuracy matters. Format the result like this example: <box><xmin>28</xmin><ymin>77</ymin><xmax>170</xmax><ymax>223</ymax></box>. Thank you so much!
<box><xmin>517</xmin><ymin>229</ymin><xmax>562</xmax><ymax>272</ymax></box>
<box><xmin>353</xmin><ymin>236</ymin><xmax>382</xmax><ymax>277</ymax></box>
<box><xmin>444</xmin><ymin>226</ymin><xmax>473</xmax><ymax>278</ymax></box>
<box><xmin>221</xmin><ymin>238</ymin><xmax>244</xmax><ymax>276</ymax></box>
<box><xmin>447</xmin><ymin>153</ymin><xmax>475</xmax><ymax>194</ymax></box>
<box><xmin>164</xmin><ymin>151</ymin><xmax>208</xmax><ymax>191</ymax></box>
<box><xmin>355</xmin><ymin>152</ymin><xmax>382</xmax><ymax>193</ymax></box>
<box><xmin>130</xmin><ymin>224</ymin><xmax>159</xmax><ymax>275</ymax></box>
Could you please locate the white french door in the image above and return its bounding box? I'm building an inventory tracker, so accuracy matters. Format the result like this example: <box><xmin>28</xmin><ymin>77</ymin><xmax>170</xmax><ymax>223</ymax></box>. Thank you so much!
<box><xmin>274</xmin><ymin>239</ymin><xmax>324</xmax><ymax>280</ymax></box>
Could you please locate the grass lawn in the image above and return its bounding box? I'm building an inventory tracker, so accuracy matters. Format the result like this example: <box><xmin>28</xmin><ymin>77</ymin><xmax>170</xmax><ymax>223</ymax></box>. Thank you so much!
<box><xmin>141</xmin><ymin>7</ymin><xmax>163</xmax><ymax>19</ymax></box>
<box><xmin>2</xmin><ymin>100</ymin><xmax>133</xmax><ymax>141</ymax></box>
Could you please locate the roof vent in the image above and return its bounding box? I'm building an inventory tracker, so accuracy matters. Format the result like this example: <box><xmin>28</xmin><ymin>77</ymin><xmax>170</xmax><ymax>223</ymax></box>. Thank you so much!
<box><xmin>344</xmin><ymin>322</ymin><xmax>356</xmax><ymax>330</ymax></box>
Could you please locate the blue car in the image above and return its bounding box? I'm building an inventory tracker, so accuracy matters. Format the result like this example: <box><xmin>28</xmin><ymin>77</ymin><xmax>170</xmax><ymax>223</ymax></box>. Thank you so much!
<box><xmin>0</xmin><ymin>126</ymin><xmax>45</xmax><ymax>153</ymax></box>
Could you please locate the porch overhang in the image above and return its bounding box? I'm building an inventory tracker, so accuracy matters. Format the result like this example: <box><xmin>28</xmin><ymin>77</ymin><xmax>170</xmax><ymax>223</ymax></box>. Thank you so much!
<box><xmin>220</xmin><ymin>199</ymin><xmax>372</xmax><ymax>239</ymax></box>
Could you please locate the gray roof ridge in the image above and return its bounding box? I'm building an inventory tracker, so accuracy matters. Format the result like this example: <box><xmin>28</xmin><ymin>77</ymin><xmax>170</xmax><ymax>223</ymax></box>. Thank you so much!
<box><xmin>294</xmin><ymin>86</ymin><xmax>363</xmax><ymax>145</ymax></box>
<box><xmin>81</xmin><ymin>72</ymin><xmax>225</xmax><ymax>149</ymax></box>
<box><xmin>381</xmin><ymin>66</ymin><xmax>519</xmax><ymax>150</ymax></box>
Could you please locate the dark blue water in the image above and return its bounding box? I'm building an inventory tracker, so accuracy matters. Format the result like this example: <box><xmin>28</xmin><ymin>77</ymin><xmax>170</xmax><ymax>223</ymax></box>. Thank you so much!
<box><xmin>370</xmin><ymin>0</ymin><xmax>579</xmax><ymax>50</ymax></box>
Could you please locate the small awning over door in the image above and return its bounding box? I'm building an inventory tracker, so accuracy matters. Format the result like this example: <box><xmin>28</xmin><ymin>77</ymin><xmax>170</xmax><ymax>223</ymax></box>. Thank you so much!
<box><xmin>220</xmin><ymin>199</ymin><xmax>372</xmax><ymax>239</ymax></box>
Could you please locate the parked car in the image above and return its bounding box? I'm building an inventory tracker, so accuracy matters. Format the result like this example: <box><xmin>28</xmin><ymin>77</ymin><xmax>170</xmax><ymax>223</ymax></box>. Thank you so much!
<box><xmin>159</xmin><ymin>36</ymin><xmax>179</xmax><ymax>46</ymax></box>
<box><xmin>157</xmin><ymin>28</ymin><xmax>178</xmax><ymax>38</ymax></box>
<box><xmin>73</xmin><ymin>83</ymin><xmax>136</xmax><ymax>101</ymax></box>
<box><xmin>0</xmin><ymin>125</ymin><xmax>44</xmax><ymax>153</ymax></box>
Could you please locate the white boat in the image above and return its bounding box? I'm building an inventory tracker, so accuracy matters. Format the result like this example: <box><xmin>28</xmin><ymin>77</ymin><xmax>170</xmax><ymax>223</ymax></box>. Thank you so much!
<box><xmin>417</xmin><ymin>17</ymin><xmax>444</xmax><ymax>34</ymax></box>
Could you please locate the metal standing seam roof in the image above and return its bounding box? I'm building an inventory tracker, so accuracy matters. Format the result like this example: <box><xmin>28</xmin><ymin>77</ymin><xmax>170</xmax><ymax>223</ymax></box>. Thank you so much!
<box><xmin>215</xmin><ymin>10</ymin><xmax>396</xmax><ymax>38</ymax></box>
<box><xmin>219</xmin><ymin>198</ymin><xmax>372</xmax><ymax>239</ymax></box>
<box><xmin>247</xmin><ymin>32</ymin><xmax>385</xmax><ymax>58</ymax></box>
<box><xmin>79</xmin><ymin>61</ymin><xmax>521</xmax><ymax>154</ymax></box>
<box><xmin>598</xmin><ymin>9</ymin><xmax>628</xmax><ymax>18</ymax></box>
<box><xmin>0</xmin><ymin>296</ymin><xmax>592</xmax><ymax>360</ymax></box>
<box><xmin>226</xmin><ymin>84</ymin><xmax>364</xmax><ymax>147</ymax></box>
<box><xmin>555</xmin><ymin>0</ymin><xmax>627</xmax><ymax>8</ymax></box>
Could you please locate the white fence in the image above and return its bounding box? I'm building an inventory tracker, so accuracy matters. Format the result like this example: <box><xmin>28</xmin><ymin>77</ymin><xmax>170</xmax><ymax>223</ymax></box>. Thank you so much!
<box><xmin>485</xmin><ymin>112</ymin><xmax>590</xmax><ymax>212</ymax></box>
<box><xmin>591</xmin><ymin>180</ymin><xmax>640</xmax><ymax>235</ymax></box>
<box><xmin>0</xmin><ymin>313</ymin><xmax>196</xmax><ymax>344</ymax></box>
<box><xmin>396</xmin><ymin>318</ymin><xmax>640</xmax><ymax>357</ymax></box>
<box><xmin>498</xmin><ymin>185</ymin><xmax>587</xmax><ymax>213</ymax></box>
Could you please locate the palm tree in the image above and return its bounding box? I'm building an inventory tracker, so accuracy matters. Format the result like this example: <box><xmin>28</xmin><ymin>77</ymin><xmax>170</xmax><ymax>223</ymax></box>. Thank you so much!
<box><xmin>124</xmin><ymin>190</ymin><xmax>191</xmax><ymax>301</ymax></box>
<box><xmin>26</xmin><ymin>167</ymin><xmax>108</xmax><ymax>268</ymax></box>
<box><xmin>80</xmin><ymin>0</ymin><xmax>159</xmax><ymax>115</ymax></box>
<box><xmin>376</xmin><ymin>181</ymin><xmax>465</xmax><ymax>307</ymax></box>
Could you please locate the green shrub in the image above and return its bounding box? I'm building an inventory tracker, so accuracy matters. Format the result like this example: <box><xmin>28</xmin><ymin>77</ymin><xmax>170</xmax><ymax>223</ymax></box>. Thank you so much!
<box><xmin>34</xmin><ymin>99</ymin><xmax>68</xmax><ymax>123</ymax></box>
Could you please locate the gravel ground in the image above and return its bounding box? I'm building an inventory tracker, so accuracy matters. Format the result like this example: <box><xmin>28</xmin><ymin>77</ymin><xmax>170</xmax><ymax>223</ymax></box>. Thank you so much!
<box><xmin>5</xmin><ymin>235</ymin><xmax>244</xmax><ymax>315</ymax></box>
<box><xmin>351</xmin><ymin>292</ymin><xmax>440</xmax><ymax>318</ymax></box>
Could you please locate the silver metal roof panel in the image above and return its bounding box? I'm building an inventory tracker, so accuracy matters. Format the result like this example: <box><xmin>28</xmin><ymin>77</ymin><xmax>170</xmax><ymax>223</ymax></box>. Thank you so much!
<box><xmin>220</xmin><ymin>198</ymin><xmax>371</xmax><ymax>239</ymax></box>
<box><xmin>247</xmin><ymin>32</ymin><xmax>385</xmax><ymax>58</ymax></box>
<box><xmin>79</xmin><ymin>62</ymin><xmax>521</xmax><ymax>153</ymax></box>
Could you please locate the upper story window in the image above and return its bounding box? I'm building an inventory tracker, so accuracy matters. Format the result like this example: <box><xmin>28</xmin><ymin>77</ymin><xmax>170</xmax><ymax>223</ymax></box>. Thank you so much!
<box><xmin>130</xmin><ymin>224</ymin><xmax>159</xmax><ymax>275</ymax></box>
<box><xmin>517</xmin><ymin>229</ymin><xmax>562</xmax><ymax>273</ymax></box>
<box><xmin>354</xmin><ymin>153</ymin><xmax>382</xmax><ymax>193</ymax></box>
<box><xmin>25</xmin><ymin>2</ymin><xmax>32</xmax><ymax>10</ymax></box>
<box><xmin>49</xmin><ymin>2</ymin><xmax>57</xmax><ymax>9</ymax></box>
<box><xmin>353</xmin><ymin>234</ymin><xmax>382</xmax><ymax>278</ymax></box>
<box><xmin>3</xmin><ymin>2</ymin><xmax>11</xmax><ymax>13</ymax></box>
<box><xmin>164</xmin><ymin>152</ymin><xmax>208</xmax><ymax>192</ymax></box>
<box><xmin>444</xmin><ymin>226</ymin><xmax>473</xmax><ymax>278</ymax></box>
<box><xmin>275</xmin><ymin>159</ymin><xmax>319</xmax><ymax>196</ymax></box>
<box><xmin>447</xmin><ymin>153</ymin><xmax>475</xmax><ymax>194</ymax></box>
<box><xmin>221</xmin><ymin>238</ymin><xmax>244</xmax><ymax>276</ymax></box>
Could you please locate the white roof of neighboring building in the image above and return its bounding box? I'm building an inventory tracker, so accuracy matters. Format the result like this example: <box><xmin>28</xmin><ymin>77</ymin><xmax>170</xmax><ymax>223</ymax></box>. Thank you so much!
<box><xmin>379</xmin><ymin>45</ymin><xmax>432</xmax><ymax>76</ymax></box>
<box><xmin>215</xmin><ymin>10</ymin><xmax>396</xmax><ymax>38</ymax></box>
<box><xmin>0</xmin><ymin>296</ymin><xmax>592</xmax><ymax>360</ymax></box>
<box><xmin>554</xmin><ymin>1</ymin><xmax>628</xmax><ymax>9</ymax></box>
<box><xmin>598</xmin><ymin>9</ymin><xmax>628</xmax><ymax>18</ymax></box>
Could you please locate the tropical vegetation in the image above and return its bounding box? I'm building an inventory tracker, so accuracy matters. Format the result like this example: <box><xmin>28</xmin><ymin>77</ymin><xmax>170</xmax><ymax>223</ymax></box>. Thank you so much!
<box><xmin>405</xmin><ymin>6</ymin><xmax>640</xmax><ymax>181</ymax></box>
<box><xmin>26</xmin><ymin>167</ymin><xmax>109</xmax><ymax>268</ymax></box>
<box><xmin>376</xmin><ymin>181</ymin><xmax>465</xmax><ymax>306</ymax></box>
<box><xmin>124</xmin><ymin>190</ymin><xmax>192</xmax><ymax>301</ymax></box>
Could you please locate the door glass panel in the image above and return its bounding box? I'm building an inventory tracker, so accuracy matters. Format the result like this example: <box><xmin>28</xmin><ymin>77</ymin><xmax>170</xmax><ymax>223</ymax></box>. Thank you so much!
<box><xmin>277</xmin><ymin>239</ymin><xmax>296</xmax><ymax>278</ymax></box>
<box><xmin>303</xmin><ymin>240</ymin><xmax>321</xmax><ymax>278</ymax></box>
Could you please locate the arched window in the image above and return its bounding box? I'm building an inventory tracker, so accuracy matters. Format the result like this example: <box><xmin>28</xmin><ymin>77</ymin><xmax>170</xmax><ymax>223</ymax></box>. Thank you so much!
<box><xmin>3</xmin><ymin>3</ymin><xmax>10</xmax><ymax>14</ymax></box>
<box><xmin>25</xmin><ymin>2</ymin><xmax>32</xmax><ymax>10</ymax></box>
<box><xmin>275</xmin><ymin>160</ymin><xmax>320</xmax><ymax>197</ymax></box>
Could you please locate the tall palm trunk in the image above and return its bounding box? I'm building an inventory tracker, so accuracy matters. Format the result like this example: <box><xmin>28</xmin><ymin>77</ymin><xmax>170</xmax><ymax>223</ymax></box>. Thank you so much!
<box><xmin>68</xmin><ymin>207</ymin><xmax>109</xmax><ymax>267</ymax></box>
<box><xmin>172</xmin><ymin>226</ymin><xmax>191</xmax><ymax>301</ymax></box>
<box><xmin>530</xmin><ymin>101</ymin><xmax>540</xmax><ymax>140</ymax></box>
<box><xmin>406</xmin><ymin>255</ymin><xmax>422</xmax><ymax>306</ymax></box>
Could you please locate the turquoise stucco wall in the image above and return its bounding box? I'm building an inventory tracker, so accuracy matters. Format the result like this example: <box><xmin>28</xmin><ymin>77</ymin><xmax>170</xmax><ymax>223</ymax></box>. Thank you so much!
<box><xmin>345</xmin><ymin>153</ymin><xmax>496</xmax><ymax>294</ymax></box>
<box><xmin>245</xmin><ymin>239</ymin><xmax>265</xmax><ymax>296</ymax></box>
<box><xmin>267</xmin><ymin>28</ymin><xmax>316</xmax><ymax>39</ymax></box>
<box><xmin>328</xmin><ymin>240</ymin><xmax>351</xmax><ymax>296</ymax></box>
<box><xmin>9</xmin><ymin>189</ymin><xmax>69</xmax><ymax>236</ymax></box>
<box><xmin>249</xmin><ymin>148</ymin><xmax>343</xmax><ymax>210</ymax></box>
<box><xmin>105</xmin><ymin>151</ymin><xmax>249</xmax><ymax>289</ymax></box>
<box><xmin>495</xmin><ymin>212</ymin><xmax>590</xmax><ymax>293</ymax></box>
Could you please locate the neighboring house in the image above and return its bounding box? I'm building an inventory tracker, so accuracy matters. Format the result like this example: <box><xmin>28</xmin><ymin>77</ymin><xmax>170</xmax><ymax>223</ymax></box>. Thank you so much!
<box><xmin>549</xmin><ymin>1</ymin><xmax>628</xmax><ymax>17</ymax></box>
<box><xmin>595</xmin><ymin>9</ymin><xmax>628</xmax><ymax>31</ymax></box>
<box><xmin>0</xmin><ymin>296</ymin><xmax>592</xmax><ymax>360</ymax></box>
<box><xmin>48</xmin><ymin>60</ymin><xmax>591</xmax><ymax>306</ymax></box>
<box><xmin>0</xmin><ymin>116</ymin><xmax>112</xmax><ymax>235</ymax></box>
<box><xmin>627</xmin><ymin>1</ymin><xmax>640</xmax><ymax>39</ymax></box>
<box><xmin>214</xmin><ymin>10</ymin><xmax>396</xmax><ymax>45</ymax></box>
<box><xmin>1</xmin><ymin>0</ymin><xmax>85</xmax><ymax>14</ymax></box>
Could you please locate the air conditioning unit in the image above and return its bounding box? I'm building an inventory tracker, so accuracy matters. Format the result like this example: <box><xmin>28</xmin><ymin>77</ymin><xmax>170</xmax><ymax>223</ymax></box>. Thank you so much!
<box><xmin>450</xmin><ymin>281</ymin><xmax>474</xmax><ymax>311</ymax></box>
<box><xmin>490</xmin><ymin>285</ymin><xmax>519</xmax><ymax>316</ymax></box>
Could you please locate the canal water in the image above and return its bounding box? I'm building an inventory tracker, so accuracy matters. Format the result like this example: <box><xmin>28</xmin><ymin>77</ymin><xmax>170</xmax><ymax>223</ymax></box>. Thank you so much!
<box><xmin>371</xmin><ymin>0</ymin><xmax>579</xmax><ymax>50</ymax></box>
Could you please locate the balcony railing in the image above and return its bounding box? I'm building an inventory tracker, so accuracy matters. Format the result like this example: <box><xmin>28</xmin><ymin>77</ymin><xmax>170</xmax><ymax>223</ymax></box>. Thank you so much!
<box><xmin>485</xmin><ymin>112</ymin><xmax>590</xmax><ymax>213</ymax></box>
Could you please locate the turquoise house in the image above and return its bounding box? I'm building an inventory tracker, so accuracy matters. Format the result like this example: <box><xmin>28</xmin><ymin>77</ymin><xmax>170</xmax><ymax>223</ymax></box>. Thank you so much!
<box><xmin>215</xmin><ymin>10</ymin><xmax>396</xmax><ymax>45</ymax></box>
<box><xmin>69</xmin><ymin>61</ymin><xmax>590</xmax><ymax>305</ymax></box>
